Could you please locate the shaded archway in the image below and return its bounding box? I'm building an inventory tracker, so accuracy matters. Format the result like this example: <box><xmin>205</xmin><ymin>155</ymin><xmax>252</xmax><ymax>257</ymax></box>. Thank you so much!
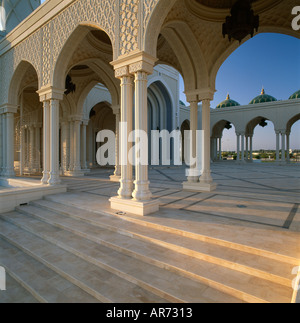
<box><xmin>211</xmin><ymin>119</ymin><xmax>236</xmax><ymax>161</ymax></box>
<box><xmin>7</xmin><ymin>61</ymin><xmax>42</xmax><ymax>177</ymax></box>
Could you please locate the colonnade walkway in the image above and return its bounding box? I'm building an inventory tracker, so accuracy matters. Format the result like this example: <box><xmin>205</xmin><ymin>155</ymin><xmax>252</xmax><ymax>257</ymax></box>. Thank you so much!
<box><xmin>0</xmin><ymin>163</ymin><xmax>299</xmax><ymax>303</ymax></box>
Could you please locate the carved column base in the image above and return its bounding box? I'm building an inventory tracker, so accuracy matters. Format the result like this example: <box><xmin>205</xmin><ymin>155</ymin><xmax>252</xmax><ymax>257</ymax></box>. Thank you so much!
<box><xmin>110</xmin><ymin>196</ymin><xmax>159</xmax><ymax>216</ymax></box>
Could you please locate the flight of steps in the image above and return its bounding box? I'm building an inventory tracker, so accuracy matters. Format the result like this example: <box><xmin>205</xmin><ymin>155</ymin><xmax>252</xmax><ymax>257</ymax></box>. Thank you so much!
<box><xmin>0</xmin><ymin>194</ymin><xmax>298</xmax><ymax>303</ymax></box>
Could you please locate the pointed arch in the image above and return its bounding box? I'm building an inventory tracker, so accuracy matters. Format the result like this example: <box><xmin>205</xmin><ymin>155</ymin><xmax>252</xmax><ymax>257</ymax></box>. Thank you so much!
<box><xmin>52</xmin><ymin>23</ymin><xmax>114</xmax><ymax>90</ymax></box>
<box><xmin>8</xmin><ymin>60</ymin><xmax>39</xmax><ymax>106</ymax></box>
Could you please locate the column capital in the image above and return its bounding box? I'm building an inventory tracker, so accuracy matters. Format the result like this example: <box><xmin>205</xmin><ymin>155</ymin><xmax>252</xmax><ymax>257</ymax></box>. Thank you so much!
<box><xmin>112</xmin><ymin>105</ymin><xmax>120</xmax><ymax>115</ymax></box>
<box><xmin>111</xmin><ymin>51</ymin><xmax>158</xmax><ymax>77</ymax></box>
<box><xmin>82</xmin><ymin>119</ymin><xmax>89</xmax><ymax>126</ymax></box>
<box><xmin>69</xmin><ymin>114</ymin><xmax>83</xmax><ymax>122</ymax></box>
<box><xmin>0</xmin><ymin>104</ymin><xmax>18</xmax><ymax>114</ymax></box>
<box><xmin>37</xmin><ymin>85</ymin><xmax>65</xmax><ymax>102</ymax></box>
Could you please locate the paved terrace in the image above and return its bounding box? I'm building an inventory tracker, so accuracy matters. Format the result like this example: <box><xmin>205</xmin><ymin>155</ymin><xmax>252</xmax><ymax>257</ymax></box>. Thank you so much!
<box><xmin>65</xmin><ymin>162</ymin><xmax>300</xmax><ymax>233</ymax></box>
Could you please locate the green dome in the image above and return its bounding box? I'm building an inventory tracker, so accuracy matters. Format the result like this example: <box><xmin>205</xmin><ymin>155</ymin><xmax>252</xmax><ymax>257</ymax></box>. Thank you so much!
<box><xmin>216</xmin><ymin>94</ymin><xmax>240</xmax><ymax>109</ymax></box>
<box><xmin>289</xmin><ymin>90</ymin><xmax>300</xmax><ymax>100</ymax></box>
<box><xmin>250</xmin><ymin>88</ymin><xmax>277</xmax><ymax>104</ymax></box>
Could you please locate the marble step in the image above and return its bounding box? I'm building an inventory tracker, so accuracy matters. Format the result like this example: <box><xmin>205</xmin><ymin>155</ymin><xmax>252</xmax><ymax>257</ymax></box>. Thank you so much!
<box><xmin>0</xmin><ymin>269</ymin><xmax>38</xmax><ymax>303</ymax></box>
<box><xmin>9</xmin><ymin>205</ymin><xmax>293</xmax><ymax>303</ymax></box>
<box><xmin>0</xmin><ymin>212</ymin><xmax>242</xmax><ymax>303</ymax></box>
<box><xmin>0</xmin><ymin>238</ymin><xmax>100</xmax><ymax>303</ymax></box>
<box><xmin>45</xmin><ymin>193</ymin><xmax>300</xmax><ymax>266</ymax></box>
<box><xmin>31</xmin><ymin>199</ymin><xmax>295</xmax><ymax>287</ymax></box>
<box><xmin>0</xmin><ymin>219</ymin><xmax>168</xmax><ymax>303</ymax></box>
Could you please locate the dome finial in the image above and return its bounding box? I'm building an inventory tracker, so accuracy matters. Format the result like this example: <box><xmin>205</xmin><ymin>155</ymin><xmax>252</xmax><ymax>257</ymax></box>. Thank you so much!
<box><xmin>261</xmin><ymin>87</ymin><xmax>265</xmax><ymax>95</ymax></box>
<box><xmin>226</xmin><ymin>93</ymin><xmax>230</xmax><ymax>100</ymax></box>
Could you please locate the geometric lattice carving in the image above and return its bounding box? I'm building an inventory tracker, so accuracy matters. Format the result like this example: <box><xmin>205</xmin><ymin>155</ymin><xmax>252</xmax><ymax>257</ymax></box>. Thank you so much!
<box><xmin>119</xmin><ymin>0</ymin><xmax>139</xmax><ymax>56</ymax></box>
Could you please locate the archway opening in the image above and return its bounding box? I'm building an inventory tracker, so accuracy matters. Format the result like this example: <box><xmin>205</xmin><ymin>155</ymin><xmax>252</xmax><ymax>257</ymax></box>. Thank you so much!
<box><xmin>9</xmin><ymin>62</ymin><xmax>42</xmax><ymax>177</ymax></box>
<box><xmin>288</xmin><ymin>114</ymin><xmax>300</xmax><ymax>163</ymax></box>
<box><xmin>212</xmin><ymin>120</ymin><xmax>236</xmax><ymax>161</ymax></box>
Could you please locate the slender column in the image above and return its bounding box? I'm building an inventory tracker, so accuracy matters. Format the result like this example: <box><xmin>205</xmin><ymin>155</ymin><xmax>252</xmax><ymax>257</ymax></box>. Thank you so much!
<box><xmin>250</xmin><ymin>135</ymin><xmax>253</xmax><ymax>162</ymax></box>
<box><xmin>241</xmin><ymin>133</ymin><xmax>245</xmax><ymax>162</ymax></box>
<box><xmin>132</xmin><ymin>70</ymin><xmax>152</xmax><ymax>201</ymax></box>
<box><xmin>0</xmin><ymin>114</ymin><xmax>3</xmax><ymax>176</ymax></box>
<box><xmin>48</xmin><ymin>99</ymin><xmax>61</xmax><ymax>185</ymax></box>
<box><xmin>187</xmin><ymin>100</ymin><xmax>199</xmax><ymax>183</ymax></box>
<box><xmin>118</xmin><ymin>74</ymin><xmax>134</xmax><ymax>199</ymax></box>
<box><xmin>110</xmin><ymin>107</ymin><xmax>121</xmax><ymax>181</ymax></box>
<box><xmin>41</xmin><ymin>101</ymin><xmax>50</xmax><ymax>184</ymax></box>
<box><xmin>245</xmin><ymin>136</ymin><xmax>249</xmax><ymax>161</ymax></box>
<box><xmin>219</xmin><ymin>137</ymin><xmax>222</xmax><ymax>161</ymax></box>
<box><xmin>276</xmin><ymin>131</ymin><xmax>280</xmax><ymax>162</ymax></box>
<box><xmin>110</xmin><ymin>54</ymin><xmax>159</xmax><ymax>216</ymax></box>
<box><xmin>236</xmin><ymin>133</ymin><xmax>240</xmax><ymax>162</ymax></box>
<box><xmin>199</xmin><ymin>99</ymin><xmax>213</xmax><ymax>184</ymax></box>
<box><xmin>281</xmin><ymin>132</ymin><xmax>286</xmax><ymax>163</ymax></box>
<box><xmin>69</xmin><ymin>120</ymin><xmax>74</xmax><ymax>171</ymax></box>
<box><xmin>81</xmin><ymin>121</ymin><xmax>88</xmax><ymax>170</ymax></box>
<box><xmin>286</xmin><ymin>132</ymin><xmax>290</xmax><ymax>163</ymax></box>
<box><xmin>73</xmin><ymin>119</ymin><xmax>82</xmax><ymax>172</ymax></box>
<box><xmin>29</xmin><ymin>126</ymin><xmax>35</xmax><ymax>172</ymax></box>
<box><xmin>35</xmin><ymin>125</ymin><xmax>41</xmax><ymax>172</ymax></box>
<box><xmin>60</xmin><ymin>121</ymin><xmax>68</xmax><ymax>174</ymax></box>
<box><xmin>3</xmin><ymin>111</ymin><xmax>17</xmax><ymax>177</ymax></box>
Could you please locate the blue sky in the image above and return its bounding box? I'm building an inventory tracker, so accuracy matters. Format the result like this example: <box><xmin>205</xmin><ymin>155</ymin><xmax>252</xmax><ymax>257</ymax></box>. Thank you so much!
<box><xmin>180</xmin><ymin>33</ymin><xmax>300</xmax><ymax>150</ymax></box>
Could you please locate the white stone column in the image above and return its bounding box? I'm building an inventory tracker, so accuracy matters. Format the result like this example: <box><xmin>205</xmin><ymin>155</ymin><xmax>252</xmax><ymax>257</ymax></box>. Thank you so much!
<box><xmin>249</xmin><ymin>135</ymin><xmax>253</xmax><ymax>162</ymax></box>
<box><xmin>286</xmin><ymin>132</ymin><xmax>290</xmax><ymax>163</ymax></box>
<box><xmin>241</xmin><ymin>133</ymin><xmax>245</xmax><ymax>162</ymax></box>
<box><xmin>2</xmin><ymin>113</ymin><xmax>7</xmax><ymax>175</ymax></box>
<box><xmin>35</xmin><ymin>124</ymin><xmax>41</xmax><ymax>172</ymax></box>
<box><xmin>276</xmin><ymin>131</ymin><xmax>280</xmax><ymax>162</ymax></box>
<box><xmin>281</xmin><ymin>131</ymin><xmax>286</xmax><ymax>163</ymax></box>
<box><xmin>117</xmin><ymin>73</ymin><xmax>134</xmax><ymax>199</ymax></box>
<box><xmin>187</xmin><ymin>100</ymin><xmax>199</xmax><ymax>183</ymax></box>
<box><xmin>110</xmin><ymin>106</ymin><xmax>121</xmax><ymax>182</ymax></box>
<box><xmin>110</xmin><ymin>53</ymin><xmax>159</xmax><ymax>216</ymax></box>
<box><xmin>0</xmin><ymin>113</ymin><xmax>3</xmax><ymax>176</ymax></box>
<box><xmin>199</xmin><ymin>99</ymin><xmax>216</xmax><ymax>190</ymax></box>
<box><xmin>41</xmin><ymin>101</ymin><xmax>50</xmax><ymax>184</ymax></box>
<box><xmin>60</xmin><ymin>120</ymin><xmax>69</xmax><ymax>174</ymax></box>
<box><xmin>38</xmin><ymin>87</ymin><xmax>64</xmax><ymax>185</ymax></box>
<box><xmin>69</xmin><ymin>120</ymin><xmax>74</xmax><ymax>172</ymax></box>
<box><xmin>29</xmin><ymin>126</ymin><xmax>35</xmax><ymax>172</ymax></box>
<box><xmin>214</xmin><ymin>138</ymin><xmax>218</xmax><ymax>161</ymax></box>
<box><xmin>132</xmin><ymin>70</ymin><xmax>152</xmax><ymax>202</ymax></box>
<box><xmin>48</xmin><ymin>99</ymin><xmax>61</xmax><ymax>185</ymax></box>
<box><xmin>219</xmin><ymin>137</ymin><xmax>222</xmax><ymax>161</ymax></box>
<box><xmin>81</xmin><ymin>120</ymin><xmax>88</xmax><ymax>171</ymax></box>
<box><xmin>236</xmin><ymin>133</ymin><xmax>240</xmax><ymax>162</ymax></box>
<box><xmin>71</xmin><ymin>118</ymin><xmax>83</xmax><ymax>175</ymax></box>
<box><xmin>6</xmin><ymin>112</ymin><xmax>15</xmax><ymax>177</ymax></box>
<box><xmin>1</xmin><ymin>106</ymin><xmax>18</xmax><ymax>177</ymax></box>
<box><xmin>245</xmin><ymin>136</ymin><xmax>249</xmax><ymax>161</ymax></box>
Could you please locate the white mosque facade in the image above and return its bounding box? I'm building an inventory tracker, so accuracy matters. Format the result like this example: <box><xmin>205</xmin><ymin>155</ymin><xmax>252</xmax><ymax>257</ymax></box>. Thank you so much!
<box><xmin>0</xmin><ymin>0</ymin><xmax>299</xmax><ymax>216</ymax></box>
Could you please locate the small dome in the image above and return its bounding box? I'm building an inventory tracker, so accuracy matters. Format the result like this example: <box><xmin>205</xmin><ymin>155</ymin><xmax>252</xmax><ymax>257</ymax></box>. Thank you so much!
<box><xmin>289</xmin><ymin>90</ymin><xmax>300</xmax><ymax>100</ymax></box>
<box><xmin>216</xmin><ymin>94</ymin><xmax>240</xmax><ymax>109</ymax></box>
<box><xmin>249</xmin><ymin>88</ymin><xmax>277</xmax><ymax>104</ymax></box>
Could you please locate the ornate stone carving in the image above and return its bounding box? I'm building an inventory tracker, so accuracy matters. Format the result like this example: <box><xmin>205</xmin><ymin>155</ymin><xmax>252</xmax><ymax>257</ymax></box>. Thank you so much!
<box><xmin>119</xmin><ymin>0</ymin><xmax>139</xmax><ymax>56</ymax></box>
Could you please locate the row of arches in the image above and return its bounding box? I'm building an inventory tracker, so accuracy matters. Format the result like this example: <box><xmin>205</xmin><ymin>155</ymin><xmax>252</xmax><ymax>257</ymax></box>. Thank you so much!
<box><xmin>0</xmin><ymin>0</ymin><xmax>299</xmax><ymax>216</ymax></box>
